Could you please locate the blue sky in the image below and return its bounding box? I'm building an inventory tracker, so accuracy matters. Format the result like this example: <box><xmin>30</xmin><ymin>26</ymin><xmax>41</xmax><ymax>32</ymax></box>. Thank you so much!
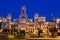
<box><xmin>0</xmin><ymin>0</ymin><xmax>60</xmax><ymax>21</ymax></box>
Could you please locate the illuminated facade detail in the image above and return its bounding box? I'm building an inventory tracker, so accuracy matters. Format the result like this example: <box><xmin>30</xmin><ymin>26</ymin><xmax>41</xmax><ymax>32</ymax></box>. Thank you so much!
<box><xmin>38</xmin><ymin>17</ymin><xmax>46</xmax><ymax>29</ymax></box>
<box><xmin>27</xmin><ymin>27</ymin><xmax>34</xmax><ymax>33</ymax></box>
<box><xmin>34</xmin><ymin>13</ymin><xmax>46</xmax><ymax>30</ymax></box>
<box><xmin>38</xmin><ymin>17</ymin><xmax>46</xmax><ymax>22</ymax></box>
<box><xmin>28</xmin><ymin>19</ymin><xmax>33</xmax><ymax>23</ymax></box>
<box><xmin>56</xmin><ymin>19</ymin><xmax>60</xmax><ymax>23</ymax></box>
<box><xmin>27</xmin><ymin>21</ymin><xmax>34</xmax><ymax>33</ymax></box>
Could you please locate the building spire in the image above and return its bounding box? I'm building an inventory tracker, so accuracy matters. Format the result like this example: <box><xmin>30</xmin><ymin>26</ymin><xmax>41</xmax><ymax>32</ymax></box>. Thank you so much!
<box><xmin>19</xmin><ymin>5</ymin><xmax>27</xmax><ymax>19</ymax></box>
<box><xmin>51</xmin><ymin>13</ymin><xmax>55</xmax><ymax>22</ymax></box>
<box><xmin>21</xmin><ymin>5</ymin><xmax>26</xmax><ymax>14</ymax></box>
<box><xmin>34</xmin><ymin>12</ymin><xmax>39</xmax><ymax>19</ymax></box>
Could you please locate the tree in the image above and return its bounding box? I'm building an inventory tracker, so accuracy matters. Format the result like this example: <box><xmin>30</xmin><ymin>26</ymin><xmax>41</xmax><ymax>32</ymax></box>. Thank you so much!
<box><xmin>20</xmin><ymin>30</ymin><xmax>26</xmax><ymax>36</ymax></box>
<box><xmin>11</xmin><ymin>24</ymin><xmax>18</xmax><ymax>34</ymax></box>
<box><xmin>38</xmin><ymin>28</ymin><xmax>43</xmax><ymax>36</ymax></box>
<box><xmin>49</xmin><ymin>26</ymin><xmax>57</xmax><ymax>36</ymax></box>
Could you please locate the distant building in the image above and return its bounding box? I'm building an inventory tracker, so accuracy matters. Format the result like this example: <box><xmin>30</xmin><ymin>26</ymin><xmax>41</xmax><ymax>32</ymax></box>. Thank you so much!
<box><xmin>6</xmin><ymin>13</ymin><xmax>11</xmax><ymax>29</ymax></box>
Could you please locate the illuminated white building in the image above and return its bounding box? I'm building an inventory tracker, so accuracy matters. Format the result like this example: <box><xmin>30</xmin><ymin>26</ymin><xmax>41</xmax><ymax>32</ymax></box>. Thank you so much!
<box><xmin>1</xmin><ymin>5</ymin><xmax>59</xmax><ymax>35</ymax></box>
<box><xmin>56</xmin><ymin>19</ymin><xmax>60</xmax><ymax>23</ymax></box>
<box><xmin>56</xmin><ymin>19</ymin><xmax>60</xmax><ymax>28</ymax></box>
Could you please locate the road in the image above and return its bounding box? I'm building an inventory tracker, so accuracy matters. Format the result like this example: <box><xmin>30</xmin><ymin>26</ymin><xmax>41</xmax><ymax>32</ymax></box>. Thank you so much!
<box><xmin>0</xmin><ymin>30</ymin><xmax>60</xmax><ymax>40</ymax></box>
<box><xmin>0</xmin><ymin>34</ymin><xmax>60</xmax><ymax>40</ymax></box>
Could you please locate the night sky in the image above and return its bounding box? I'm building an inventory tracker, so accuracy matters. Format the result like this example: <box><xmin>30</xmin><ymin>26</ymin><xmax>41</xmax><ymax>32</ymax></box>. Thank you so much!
<box><xmin>0</xmin><ymin>0</ymin><xmax>60</xmax><ymax>21</ymax></box>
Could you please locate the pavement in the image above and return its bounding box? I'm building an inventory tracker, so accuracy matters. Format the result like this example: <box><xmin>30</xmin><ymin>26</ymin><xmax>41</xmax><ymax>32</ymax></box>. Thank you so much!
<box><xmin>0</xmin><ymin>34</ymin><xmax>60</xmax><ymax>40</ymax></box>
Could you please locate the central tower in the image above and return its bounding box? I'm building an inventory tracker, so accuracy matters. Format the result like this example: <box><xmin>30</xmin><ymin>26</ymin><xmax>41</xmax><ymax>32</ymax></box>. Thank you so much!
<box><xmin>19</xmin><ymin>5</ymin><xmax>28</xmax><ymax>23</ymax></box>
<box><xmin>18</xmin><ymin>5</ymin><xmax>28</xmax><ymax>31</ymax></box>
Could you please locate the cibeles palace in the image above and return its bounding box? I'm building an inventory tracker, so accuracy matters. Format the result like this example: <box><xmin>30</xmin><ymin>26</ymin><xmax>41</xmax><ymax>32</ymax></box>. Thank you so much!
<box><xmin>0</xmin><ymin>5</ymin><xmax>60</xmax><ymax>34</ymax></box>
